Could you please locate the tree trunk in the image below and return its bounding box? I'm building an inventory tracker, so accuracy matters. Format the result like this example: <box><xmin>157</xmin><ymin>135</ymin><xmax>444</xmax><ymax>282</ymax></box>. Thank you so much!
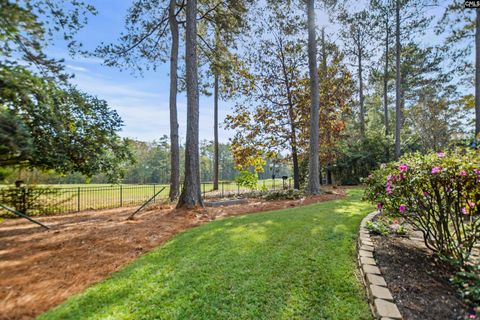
<box><xmin>394</xmin><ymin>0</ymin><xmax>402</xmax><ymax>159</ymax></box>
<box><xmin>384</xmin><ymin>18</ymin><xmax>390</xmax><ymax>138</ymax></box>
<box><xmin>326</xmin><ymin>165</ymin><xmax>332</xmax><ymax>185</ymax></box>
<box><xmin>306</xmin><ymin>0</ymin><xmax>320</xmax><ymax>194</ymax></box>
<box><xmin>358</xmin><ymin>40</ymin><xmax>365</xmax><ymax>138</ymax></box>
<box><xmin>476</xmin><ymin>8</ymin><xmax>480</xmax><ymax>137</ymax></box>
<box><xmin>213</xmin><ymin>73</ymin><xmax>219</xmax><ymax>190</ymax></box>
<box><xmin>177</xmin><ymin>0</ymin><xmax>203</xmax><ymax>208</ymax></box>
<box><xmin>168</xmin><ymin>0</ymin><xmax>180</xmax><ymax>201</ymax></box>
<box><xmin>384</xmin><ymin>17</ymin><xmax>390</xmax><ymax>160</ymax></box>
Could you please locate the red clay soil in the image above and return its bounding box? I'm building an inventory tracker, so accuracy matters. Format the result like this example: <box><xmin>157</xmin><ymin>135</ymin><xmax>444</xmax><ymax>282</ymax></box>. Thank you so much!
<box><xmin>0</xmin><ymin>189</ymin><xmax>344</xmax><ymax>320</ymax></box>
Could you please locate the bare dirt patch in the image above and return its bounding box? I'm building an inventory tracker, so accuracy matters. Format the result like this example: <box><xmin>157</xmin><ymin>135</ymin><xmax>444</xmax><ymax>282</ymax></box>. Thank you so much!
<box><xmin>0</xmin><ymin>189</ymin><xmax>344</xmax><ymax>320</ymax></box>
<box><xmin>372</xmin><ymin>233</ymin><xmax>470</xmax><ymax>320</ymax></box>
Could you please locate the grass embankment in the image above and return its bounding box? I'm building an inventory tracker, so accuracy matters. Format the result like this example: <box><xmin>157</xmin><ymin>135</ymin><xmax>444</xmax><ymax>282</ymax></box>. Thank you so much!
<box><xmin>39</xmin><ymin>189</ymin><xmax>373</xmax><ymax>320</ymax></box>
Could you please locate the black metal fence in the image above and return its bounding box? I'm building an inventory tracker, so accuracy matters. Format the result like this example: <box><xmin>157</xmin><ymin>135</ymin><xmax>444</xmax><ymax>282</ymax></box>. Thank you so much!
<box><xmin>0</xmin><ymin>179</ymin><xmax>292</xmax><ymax>216</ymax></box>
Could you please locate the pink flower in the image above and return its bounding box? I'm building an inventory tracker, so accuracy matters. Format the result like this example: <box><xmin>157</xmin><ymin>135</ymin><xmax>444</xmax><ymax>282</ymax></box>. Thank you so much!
<box><xmin>377</xmin><ymin>203</ymin><xmax>382</xmax><ymax>210</ymax></box>
<box><xmin>387</xmin><ymin>175</ymin><xmax>392</xmax><ymax>182</ymax></box>
<box><xmin>399</xmin><ymin>205</ymin><xmax>406</xmax><ymax>214</ymax></box>
<box><xmin>459</xmin><ymin>170</ymin><xmax>467</xmax><ymax>176</ymax></box>
<box><xmin>423</xmin><ymin>191</ymin><xmax>430</xmax><ymax>197</ymax></box>
<box><xmin>399</xmin><ymin>163</ymin><xmax>408</xmax><ymax>172</ymax></box>
<box><xmin>462</xmin><ymin>207</ymin><xmax>468</xmax><ymax>215</ymax></box>
<box><xmin>468</xmin><ymin>201</ymin><xmax>475</xmax><ymax>208</ymax></box>
<box><xmin>431</xmin><ymin>167</ymin><xmax>442</xmax><ymax>174</ymax></box>
<box><xmin>386</xmin><ymin>181</ymin><xmax>393</xmax><ymax>194</ymax></box>
<box><xmin>393</xmin><ymin>219</ymin><xmax>399</xmax><ymax>224</ymax></box>
<box><xmin>469</xmin><ymin>314</ymin><xmax>476</xmax><ymax>319</ymax></box>
<box><xmin>437</xmin><ymin>152</ymin><xmax>445</xmax><ymax>158</ymax></box>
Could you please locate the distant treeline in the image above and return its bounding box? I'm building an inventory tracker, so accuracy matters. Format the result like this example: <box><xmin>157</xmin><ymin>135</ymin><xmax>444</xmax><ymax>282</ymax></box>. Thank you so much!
<box><xmin>1</xmin><ymin>137</ymin><xmax>291</xmax><ymax>185</ymax></box>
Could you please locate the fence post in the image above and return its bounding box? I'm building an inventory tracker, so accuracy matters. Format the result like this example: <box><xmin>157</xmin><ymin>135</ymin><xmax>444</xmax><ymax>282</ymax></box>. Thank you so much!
<box><xmin>221</xmin><ymin>182</ymin><xmax>224</xmax><ymax>198</ymax></box>
<box><xmin>237</xmin><ymin>183</ymin><xmax>240</xmax><ymax>196</ymax></box>
<box><xmin>273</xmin><ymin>179</ymin><xmax>275</xmax><ymax>191</ymax></box>
<box><xmin>77</xmin><ymin>187</ymin><xmax>80</xmax><ymax>212</ymax></box>
<box><xmin>120</xmin><ymin>185</ymin><xmax>123</xmax><ymax>207</ymax></box>
<box><xmin>153</xmin><ymin>184</ymin><xmax>156</xmax><ymax>203</ymax></box>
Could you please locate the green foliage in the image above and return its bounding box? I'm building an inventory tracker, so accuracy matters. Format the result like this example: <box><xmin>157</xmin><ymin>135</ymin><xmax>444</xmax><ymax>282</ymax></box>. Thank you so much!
<box><xmin>0</xmin><ymin>0</ymin><xmax>96</xmax><ymax>79</ymax></box>
<box><xmin>451</xmin><ymin>265</ymin><xmax>480</xmax><ymax>307</ymax></box>
<box><xmin>365</xmin><ymin>220</ymin><xmax>390</xmax><ymax>236</ymax></box>
<box><xmin>333</xmin><ymin>132</ymin><xmax>392</xmax><ymax>185</ymax></box>
<box><xmin>235</xmin><ymin>170</ymin><xmax>258</xmax><ymax>189</ymax></box>
<box><xmin>365</xmin><ymin>216</ymin><xmax>407</xmax><ymax>236</ymax></box>
<box><xmin>364</xmin><ymin>149</ymin><xmax>480</xmax><ymax>266</ymax></box>
<box><xmin>0</xmin><ymin>65</ymin><xmax>133</xmax><ymax>182</ymax></box>
<box><xmin>262</xmin><ymin>189</ymin><xmax>304</xmax><ymax>201</ymax></box>
<box><xmin>38</xmin><ymin>189</ymin><xmax>373</xmax><ymax>320</ymax></box>
<box><xmin>0</xmin><ymin>186</ymin><xmax>70</xmax><ymax>217</ymax></box>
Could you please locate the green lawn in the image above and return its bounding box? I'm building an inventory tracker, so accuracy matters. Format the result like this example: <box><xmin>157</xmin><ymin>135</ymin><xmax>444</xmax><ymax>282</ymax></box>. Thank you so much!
<box><xmin>38</xmin><ymin>189</ymin><xmax>373</xmax><ymax>320</ymax></box>
<box><xmin>0</xmin><ymin>179</ymin><xmax>288</xmax><ymax>215</ymax></box>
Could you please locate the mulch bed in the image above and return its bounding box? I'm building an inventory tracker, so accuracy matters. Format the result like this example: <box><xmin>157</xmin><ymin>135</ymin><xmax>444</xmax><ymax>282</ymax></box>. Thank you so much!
<box><xmin>372</xmin><ymin>232</ymin><xmax>471</xmax><ymax>320</ymax></box>
<box><xmin>0</xmin><ymin>189</ymin><xmax>344</xmax><ymax>320</ymax></box>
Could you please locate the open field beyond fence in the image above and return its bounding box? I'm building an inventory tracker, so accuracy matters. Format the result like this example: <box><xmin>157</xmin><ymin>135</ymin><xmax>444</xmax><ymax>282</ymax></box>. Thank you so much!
<box><xmin>0</xmin><ymin>179</ymin><xmax>291</xmax><ymax>216</ymax></box>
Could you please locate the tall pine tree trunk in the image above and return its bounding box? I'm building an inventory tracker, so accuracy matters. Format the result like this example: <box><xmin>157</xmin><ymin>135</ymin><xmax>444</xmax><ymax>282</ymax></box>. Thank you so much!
<box><xmin>213</xmin><ymin>73</ymin><xmax>219</xmax><ymax>190</ymax></box>
<box><xmin>306</xmin><ymin>0</ymin><xmax>320</xmax><ymax>194</ymax></box>
<box><xmin>394</xmin><ymin>0</ymin><xmax>402</xmax><ymax>159</ymax></box>
<box><xmin>358</xmin><ymin>40</ymin><xmax>365</xmax><ymax>138</ymax></box>
<box><xmin>177</xmin><ymin>0</ymin><xmax>203</xmax><ymax>208</ymax></box>
<box><xmin>384</xmin><ymin>18</ymin><xmax>390</xmax><ymax>138</ymax></box>
<box><xmin>476</xmin><ymin>8</ymin><xmax>480</xmax><ymax>137</ymax></box>
<box><xmin>168</xmin><ymin>0</ymin><xmax>180</xmax><ymax>201</ymax></box>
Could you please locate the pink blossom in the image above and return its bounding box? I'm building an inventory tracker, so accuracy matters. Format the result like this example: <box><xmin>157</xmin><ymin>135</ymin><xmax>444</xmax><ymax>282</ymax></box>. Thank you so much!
<box><xmin>423</xmin><ymin>191</ymin><xmax>430</xmax><ymax>197</ymax></box>
<box><xmin>377</xmin><ymin>203</ymin><xmax>382</xmax><ymax>210</ymax></box>
<box><xmin>393</xmin><ymin>219</ymin><xmax>399</xmax><ymax>224</ymax></box>
<box><xmin>437</xmin><ymin>152</ymin><xmax>445</xmax><ymax>158</ymax></box>
<box><xmin>386</xmin><ymin>181</ymin><xmax>393</xmax><ymax>194</ymax></box>
<box><xmin>387</xmin><ymin>174</ymin><xmax>392</xmax><ymax>182</ymax></box>
<box><xmin>431</xmin><ymin>167</ymin><xmax>442</xmax><ymax>174</ymax></box>
<box><xmin>399</xmin><ymin>163</ymin><xmax>408</xmax><ymax>172</ymax></box>
<box><xmin>399</xmin><ymin>205</ymin><xmax>406</xmax><ymax>214</ymax></box>
<box><xmin>468</xmin><ymin>201</ymin><xmax>475</xmax><ymax>208</ymax></box>
<box><xmin>469</xmin><ymin>314</ymin><xmax>476</xmax><ymax>319</ymax></box>
<box><xmin>462</xmin><ymin>207</ymin><xmax>468</xmax><ymax>215</ymax></box>
<box><xmin>459</xmin><ymin>170</ymin><xmax>467</xmax><ymax>176</ymax></box>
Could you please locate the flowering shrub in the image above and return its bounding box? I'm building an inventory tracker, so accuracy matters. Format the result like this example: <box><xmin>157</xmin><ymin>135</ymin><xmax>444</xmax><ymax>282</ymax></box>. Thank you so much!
<box><xmin>364</xmin><ymin>149</ymin><xmax>480</xmax><ymax>266</ymax></box>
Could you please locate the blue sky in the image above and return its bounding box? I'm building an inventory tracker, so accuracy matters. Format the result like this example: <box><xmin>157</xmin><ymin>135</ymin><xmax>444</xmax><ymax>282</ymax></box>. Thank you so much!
<box><xmin>48</xmin><ymin>0</ymin><xmax>229</xmax><ymax>143</ymax></box>
<box><xmin>46</xmin><ymin>1</ymin><xmax>470</xmax><ymax>143</ymax></box>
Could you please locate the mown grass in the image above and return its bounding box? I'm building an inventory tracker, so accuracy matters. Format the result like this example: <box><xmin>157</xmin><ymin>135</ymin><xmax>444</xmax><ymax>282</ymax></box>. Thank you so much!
<box><xmin>1</xmin><ymin>179</ymin><xmax>288</xmax><ymax>214</ymax></box>
<box><xmin>38</xmin><ymin>189</ymin><xmax>373</xmax><ymax>320</ymax></box>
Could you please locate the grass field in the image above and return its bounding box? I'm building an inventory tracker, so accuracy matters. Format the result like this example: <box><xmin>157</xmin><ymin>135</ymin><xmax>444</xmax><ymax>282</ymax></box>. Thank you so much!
<box><xmin>38</xmin><ymin>188</ymin><xmax>373</xmax><ymax>320</ymax></box>
<box><xmin>0</xmin><ymin>179</ymin><xmax>290</xmax><ymax>214</ymax></box>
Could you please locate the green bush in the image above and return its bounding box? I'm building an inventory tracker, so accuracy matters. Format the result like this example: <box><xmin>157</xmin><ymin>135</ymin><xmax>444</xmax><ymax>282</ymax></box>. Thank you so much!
<box><xmin>451</xmin><ymin>265</ymin><xmax>480</xmax><ymax>307</ymax></box>
<box><xmin>365</xmin><ymin>217</ymin><xmax>407</xmax><ymax>236</ymax></box>
<box><xmin>262</xmin><ymin>189</ymin><xmax>304</xmax><ymax>201</ymax></box>
<box><xmin>364</xmin><ymin>149</ymin><xmax>480</xmax><ymax>266</ymax></box>
<box><xmin>0</xmin><ymin>186</ymin><xmax>68</xmax><ymax>217</ymax></box>
<box><xmin>235</xmin><ymin>170</ymin><xmax>258</xmax><ymax>190</ymax></box>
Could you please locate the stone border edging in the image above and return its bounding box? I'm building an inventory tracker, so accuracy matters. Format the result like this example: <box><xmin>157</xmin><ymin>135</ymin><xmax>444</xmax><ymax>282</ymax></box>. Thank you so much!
<box><xmin>358</xmin><ymin>211</ymin><xmax>403</xmax><ymax>320</ymax></box>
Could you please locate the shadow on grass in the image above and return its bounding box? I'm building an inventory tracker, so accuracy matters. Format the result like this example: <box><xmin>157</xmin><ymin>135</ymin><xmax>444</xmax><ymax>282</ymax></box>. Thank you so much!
<box><xmin>39</xmin><ymin>189</ymin><xmax>374</xmax><ymax>320</ymax></box>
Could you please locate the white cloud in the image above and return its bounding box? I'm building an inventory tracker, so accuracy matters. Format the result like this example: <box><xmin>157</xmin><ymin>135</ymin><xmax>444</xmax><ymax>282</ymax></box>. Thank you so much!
<box><xmin>66</xmin><ymin>64</ymin><xmax>88</xmax><ymax>72</ymax></box>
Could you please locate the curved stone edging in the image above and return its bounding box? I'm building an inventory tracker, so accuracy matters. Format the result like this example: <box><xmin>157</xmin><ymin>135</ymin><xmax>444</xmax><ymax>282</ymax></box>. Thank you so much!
<box><xmin>358</xmin><ymin>211</ymin><xmax>403</xmax><ymax>320</ymax></box>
